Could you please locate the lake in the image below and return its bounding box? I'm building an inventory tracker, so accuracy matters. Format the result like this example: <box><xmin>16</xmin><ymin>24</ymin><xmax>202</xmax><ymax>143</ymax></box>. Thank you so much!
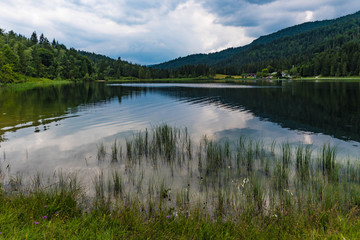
<box><xmin>0</xmin><ymin>81</ymin><xmax>360</xmax><ymax>190</ymax></box>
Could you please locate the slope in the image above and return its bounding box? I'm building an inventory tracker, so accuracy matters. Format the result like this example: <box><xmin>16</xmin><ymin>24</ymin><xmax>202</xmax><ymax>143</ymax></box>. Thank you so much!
<box><xmin>154</xmin><ymin>10</ymin><xmax>360</xmax><ymax>77</ymax></box>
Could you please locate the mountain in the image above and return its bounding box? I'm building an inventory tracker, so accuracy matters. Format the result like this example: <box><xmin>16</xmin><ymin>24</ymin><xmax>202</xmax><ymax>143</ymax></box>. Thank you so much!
<box><xmin>154</xmin><ymin>10</ymin><xmax>360</xmax><ymax>77</ymax></box>
<box><xmin>153</xmin><ymin>18</ymin><xmax>334</xmax><ymax>70</ymax></box>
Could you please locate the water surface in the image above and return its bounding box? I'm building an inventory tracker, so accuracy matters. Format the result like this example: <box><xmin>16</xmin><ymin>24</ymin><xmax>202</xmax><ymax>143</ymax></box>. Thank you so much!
<box><xmin>0</xmin><ymin>81</ymin><xmax>359</xmax><ymax>178</ymax></box>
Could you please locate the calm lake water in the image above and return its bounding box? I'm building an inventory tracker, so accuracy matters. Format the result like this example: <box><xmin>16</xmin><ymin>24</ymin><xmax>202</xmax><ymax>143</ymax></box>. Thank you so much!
<box><xmin>0</xmin><ymin>81</ymin><xmax>360</xmax><ymax>179</ymax></box>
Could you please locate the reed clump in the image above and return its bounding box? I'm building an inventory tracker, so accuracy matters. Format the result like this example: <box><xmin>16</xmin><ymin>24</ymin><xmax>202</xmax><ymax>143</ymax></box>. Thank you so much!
<box><xmin>93</xmin><ymin>125</ymin><xmax>360</xmax><ymax>218</ymax></box>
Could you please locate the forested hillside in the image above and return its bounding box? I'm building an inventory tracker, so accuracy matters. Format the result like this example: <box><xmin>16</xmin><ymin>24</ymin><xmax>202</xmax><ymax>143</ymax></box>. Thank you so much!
<box><xmin>0</xmin><ymin>30</ymin><xmax>94</xmax><ymax>83</ymax></box>
<box><xmin>0</xmin><ymin>30</ymin><xmax>215</xmax><ymax>83</ymax></box>
<box><xmin>155</xmin><ymin>10</ymin><xmax>360</xmax><ymax>77</ymax></box>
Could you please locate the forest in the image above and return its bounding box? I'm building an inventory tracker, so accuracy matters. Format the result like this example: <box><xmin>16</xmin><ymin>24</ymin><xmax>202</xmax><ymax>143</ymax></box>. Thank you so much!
<box><xmin>155</xmin><ymin>10</ymin><xmax>360</xmax><ymax>77</ymax></box>
<box><xmin>0</xmin><ymin>29</ymin><xmax>215</xmax><ymax>83</ymax></box>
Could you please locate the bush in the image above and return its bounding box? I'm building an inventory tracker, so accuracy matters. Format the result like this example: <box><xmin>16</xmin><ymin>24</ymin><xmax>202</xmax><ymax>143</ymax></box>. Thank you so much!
<box><xmin>0</xmin><ymin>64</ymin><xmax>19</xmax><ymax>83</ymax></box>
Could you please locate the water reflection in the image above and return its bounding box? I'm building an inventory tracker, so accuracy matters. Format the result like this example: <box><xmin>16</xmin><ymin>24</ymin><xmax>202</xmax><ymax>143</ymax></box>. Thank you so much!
<box><xmin>128</xmin><ymin>81</ymin><xmax>360</xmax><ymax>142</ymax></box>
<box><xmin>0</xmin><ymin>81</ymin><xmax>359</xmax><ymax>178</ymax></box>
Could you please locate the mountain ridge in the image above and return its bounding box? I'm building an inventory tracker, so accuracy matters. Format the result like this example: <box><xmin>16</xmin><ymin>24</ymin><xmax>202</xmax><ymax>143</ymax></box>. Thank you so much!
<box><xmin>154</xmin><ymin>10</ymin><xmax>360</xmax><ymax>77</ymax></box>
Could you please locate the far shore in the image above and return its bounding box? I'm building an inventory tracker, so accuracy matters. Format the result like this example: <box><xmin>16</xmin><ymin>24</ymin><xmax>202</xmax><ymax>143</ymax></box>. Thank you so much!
<box><xmin>3</xmin><ymin>75</ymin><xmax>360</xmax><ymax>90</ymax></box>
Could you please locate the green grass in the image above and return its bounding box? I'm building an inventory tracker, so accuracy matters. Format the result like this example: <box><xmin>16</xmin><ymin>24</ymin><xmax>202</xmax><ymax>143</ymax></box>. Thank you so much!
<box><xmin>104</xmin><ymin>76</ymin><xmax>267</xmax><ymax>83</ymax></box>
<box><xmin>1</xmin><ymin>186</ymin><xmax>360</xmax><ymax>239</ymax></box>
<box><xmin>105</xmin><ymin>77</ymin><xmax>214</xmax><ymax>83</ymax></box>
<box><xmin>299</xmin><ymin>76</ymin><xmax>360</xmax><ymax>82</ymax></box>
<box><xmin>106</xmin><ymin>76</ymin><xmax>360</xmax><ymax>84</ymax></box>
<box><xmin>0</xmin><ymin>76</ymin><xmax>72</xmax><ymax>91</ymax></box>
<box><xmin>1</xmin><ymin>124</ymin><xmax>360</xmax><ymax>239</ymax></box>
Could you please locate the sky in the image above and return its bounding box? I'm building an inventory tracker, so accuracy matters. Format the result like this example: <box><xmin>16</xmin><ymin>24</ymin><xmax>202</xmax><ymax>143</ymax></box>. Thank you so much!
<box><xmin>1</xmin><ymin>0</ymin><xmax>360</xmax><ymax>65</ymax></box>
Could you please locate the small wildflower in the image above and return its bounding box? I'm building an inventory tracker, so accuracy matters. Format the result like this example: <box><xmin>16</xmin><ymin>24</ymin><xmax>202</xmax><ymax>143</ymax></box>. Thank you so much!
<box><xmin>42</xmin><ymin>216</ymin><xmax>47</xmax><ymax>220</ymax></box>
<box><xmin>166</xmin><ymin>215</ymin><xmax>170</xmax><ymax>219</ymax></box>
<box><xmin>34</xmin><ymin>221</ymin><xmax>39</xmax><ymax>225</ymax></box>
<box><xmin>284</xmin><ymin>189</ymin><xmax>293</xmax><ymax>196</ymax></box>
<box><xmin>241</xmin><ymin>178</ymin><xmax>249</xmax><ymax>188</ymax></box>
<box><xmin>44</xmin><ymin>205</ymin><xmax>47</xmax><ymax>208</ymax></box>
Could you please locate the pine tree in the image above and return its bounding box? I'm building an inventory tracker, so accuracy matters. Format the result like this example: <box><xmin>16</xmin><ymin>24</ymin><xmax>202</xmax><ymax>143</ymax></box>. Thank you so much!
<box><xmin>30</xmin><ymin>31</ymin><xmax>38</xmax><ymax>45</ymax></box>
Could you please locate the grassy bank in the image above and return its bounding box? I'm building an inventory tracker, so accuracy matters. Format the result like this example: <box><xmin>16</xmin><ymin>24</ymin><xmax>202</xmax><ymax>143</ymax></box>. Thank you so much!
<box><xmin>105</xmin><ymin>76</ymin><xmax>360</xmax><ymax>84</ymax></box>
<box><xmin>296</xmin><ymin>76</ymin><xmax>360</xmax><ymax>82</ymax></box>
<box><xmin>1</xmin><ymin>125</ymin><xmax>360</xmax><ymax>239</ymax></box>
<box><xmin>104</xmin><ymin>74</ymin><xmax>253</xmax><ymax>83</ymax></box>
<box><xmin>0</xmin><ymin>76</ymin><xmax>73</xmax><ymax>91</ymax></box>
<box><xmin>105</xmin><ymin>76</ymin><xmax>214</xmax><ymax>83</ymax></box>
<box><xmin>104</xmin><ymin>78</ymin><xmax>263</xmax><ymax>84</ymax></box>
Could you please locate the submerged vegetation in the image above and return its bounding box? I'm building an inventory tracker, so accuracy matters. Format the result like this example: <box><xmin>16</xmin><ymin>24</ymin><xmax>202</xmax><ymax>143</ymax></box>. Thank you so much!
<box><xmin>1</xmin><ymin>124</ymin><xmax>360</xmax><ymax>238</ymax></box>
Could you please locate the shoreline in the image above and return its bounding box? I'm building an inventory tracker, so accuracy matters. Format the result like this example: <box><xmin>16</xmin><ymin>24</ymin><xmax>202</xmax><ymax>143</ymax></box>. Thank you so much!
<box><xmin>2</xmin><ymin>75</ymin><xmax>360</xmax><ymax>90</ymax></box>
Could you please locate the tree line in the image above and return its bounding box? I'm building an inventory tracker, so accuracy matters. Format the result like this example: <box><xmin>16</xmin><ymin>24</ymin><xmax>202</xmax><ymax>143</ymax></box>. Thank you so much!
<box><xmin>0</xmin><ymin>29</ymin><xmax>215</xmax><ymax>83</ymax></box>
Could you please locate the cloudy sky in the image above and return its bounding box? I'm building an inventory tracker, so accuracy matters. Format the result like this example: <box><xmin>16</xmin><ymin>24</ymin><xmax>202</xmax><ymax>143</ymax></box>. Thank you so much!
<box><xmin>1</xmin><ymin>0</ymin><xmax>359</xmax><ymax>65</ymax></box>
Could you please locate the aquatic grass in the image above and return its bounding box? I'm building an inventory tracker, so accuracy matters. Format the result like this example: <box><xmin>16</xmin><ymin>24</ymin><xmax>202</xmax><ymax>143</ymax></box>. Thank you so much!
<box><xmin>265</xmin><ymin>157</ymin><xmax>270</xmax><ymax>177</ymax></box>
<box><xmin>112</xmin><ymin>170</ymin><xmax>123</xmax><ymax>198</ymax></box>
<box><xmin>62</xmin><ymin>129</ymin><xmax>360</xmax><ymax>219</ymax></box>
<box><xmin>96</xmin><ymin>142</ymin><xmax>106</xmax><ymax>162</ymax></box>
<box><xmin>321</xmin><ymin>143</ymin><xmax>337</xmax><ymax>179</ymax></box>
<box><xmin>93</xmin><ymin>171</ymin><xmax>107</xmax><ymax>210</ymax></box>
<box><xmin>270</xmin><ymin>139</ymin><xmax>277</xmax><ymax>155</ymax></box>
<box><xmin>281</xmin><ymin>142</ymin><xmax>291</xmax><ymax>168</ymax></box>
<box><xmin>246</xmin><ymin>139</ymin><xmax>254</xmax><ymax>172</ymax></box>
<box><xmin>111</xmin><ymin>139</ymin><xmax>119</xmax><ymax>162</ymax></box>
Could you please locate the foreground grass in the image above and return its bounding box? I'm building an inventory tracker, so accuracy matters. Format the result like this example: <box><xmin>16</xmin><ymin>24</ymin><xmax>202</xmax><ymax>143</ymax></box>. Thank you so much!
<box><xmin>1</xmin><ymin>125</ymin><xmax>360</xmax><ymax>239</ymax></box>
<box><xmin>1</xmin><ymin>192</ymin><xmax>360</xmax><ymax>239</ymax></box>
<box><xmin>1</xmin><ymin>189</ymin><xmax>359</xmax><ymax>239</ymax></box>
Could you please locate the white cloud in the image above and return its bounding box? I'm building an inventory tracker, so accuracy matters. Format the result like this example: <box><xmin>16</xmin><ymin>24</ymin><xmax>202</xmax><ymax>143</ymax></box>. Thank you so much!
<box><xmin>0</xmin><ymin>0</ymin><xmax>359</xmax><ymax>64</ymax></box>
<box><xmin>144</xmin><ymin>0</ymin><xmax>252</xmax><ymax>55</ymax></box>
<box><xmin>201</xmin><ymin>0</ymin><xmax>360</xmax><ymax>38</ymax></box>
<box><xmin>0</xmin><ymin>0</ymin><xmax>252</xmax><ymax>64</ymax></box>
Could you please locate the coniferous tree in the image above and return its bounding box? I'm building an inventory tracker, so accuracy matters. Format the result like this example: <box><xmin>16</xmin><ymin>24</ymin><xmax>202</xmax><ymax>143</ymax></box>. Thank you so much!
<box><xmin>30</xmin><ymin>31</ymin><xmax>38</xmax><ymax>45</ymax></box>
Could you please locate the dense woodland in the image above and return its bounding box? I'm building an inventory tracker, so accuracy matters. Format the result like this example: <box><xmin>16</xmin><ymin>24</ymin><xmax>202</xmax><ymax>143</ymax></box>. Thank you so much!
<box><xmin>155</xmin><ymin>10</ymin><xmax>360</xmax><ymax>77</ymax></box>
<box><xmin>0</xmin><ymin>29</ymin><xmax>215</xmax><ymax>83</ymax></box>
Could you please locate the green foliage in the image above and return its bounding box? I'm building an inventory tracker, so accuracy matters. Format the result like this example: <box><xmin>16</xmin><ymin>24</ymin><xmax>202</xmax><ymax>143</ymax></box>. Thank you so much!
<box><xmin>78</xmin><ymin>51</ymin><xmax>215</xmax><ymax>80</ymax></box>
<box><xmin>30</xmin><ymin>31</ymin><xmax>38</xmax><ymax>45</ymax></box>
<box><xmin>0</xmin><ymin>64</ymin><xmax>18</xmax><ymax>83</ymax></box>
<box><xmin>261</xmin><ymin>68</ymin><xmax>269</xmax><ymax>77</ymax></box>
<box><xmin>0</xmin><ymin>29</ymin><xmax>213</xmax><ymax>83</ymax></box>
<box><xmin>3</xmin><ymin>44</ymin><xmax>20</xmax><ymax>70</ymax></box>
<box><xmin>0</xmin><ymin>31</ymin><xmax>94</xmax><ymax>82</ymax></box>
